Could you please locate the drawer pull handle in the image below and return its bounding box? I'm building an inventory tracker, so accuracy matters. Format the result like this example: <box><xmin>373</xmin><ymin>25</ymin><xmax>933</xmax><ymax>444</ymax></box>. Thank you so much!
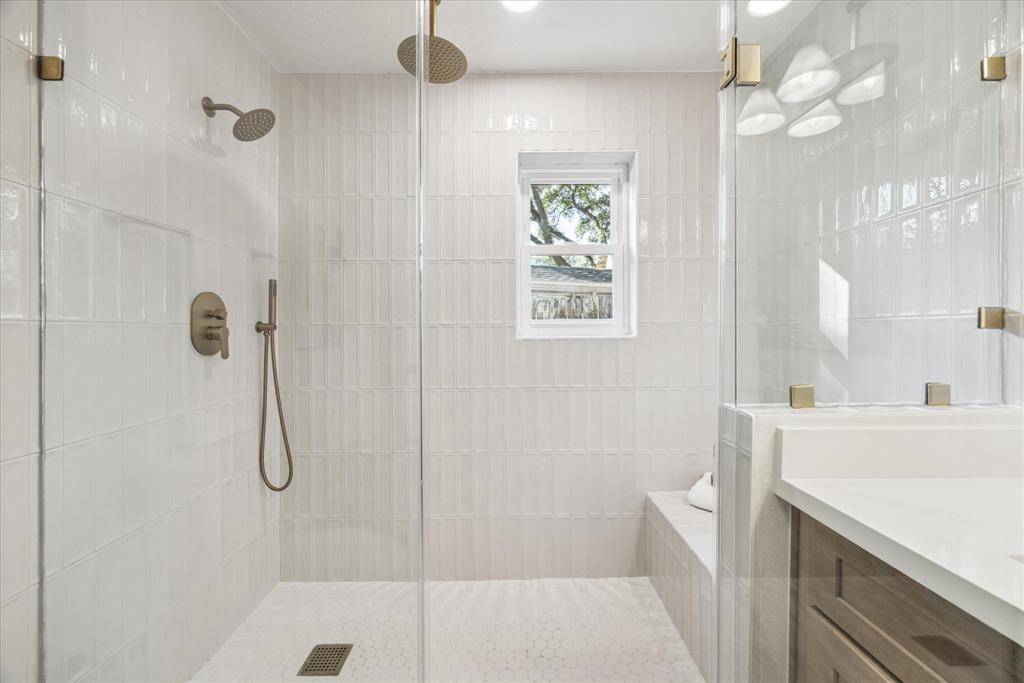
<box><xmin>910</xmin><ymin>635</ymin><xmax>984</xmax><ymax>668</ymax></box>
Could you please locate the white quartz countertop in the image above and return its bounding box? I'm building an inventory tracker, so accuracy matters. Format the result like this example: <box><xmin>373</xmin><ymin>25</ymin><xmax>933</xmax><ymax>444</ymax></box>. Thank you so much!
<box><xmin>776</xmin><ymin>475</ymin><xmax>1024</xmax><ymax>646</ymax></box>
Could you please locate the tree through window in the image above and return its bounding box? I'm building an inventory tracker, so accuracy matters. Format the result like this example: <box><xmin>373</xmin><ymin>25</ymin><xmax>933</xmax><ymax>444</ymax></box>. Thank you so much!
<box><xmin>517</xmin><ymin>152</ymin><xmax>636</xmax><ymax>338</ymax></box>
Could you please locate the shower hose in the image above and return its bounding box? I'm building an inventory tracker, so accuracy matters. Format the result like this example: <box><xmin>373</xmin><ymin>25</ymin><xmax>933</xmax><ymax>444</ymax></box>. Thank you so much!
<box><xmin>258</xmin><ymin>314</ymin><xmax>294</xmax><ymax>491</ymax></box>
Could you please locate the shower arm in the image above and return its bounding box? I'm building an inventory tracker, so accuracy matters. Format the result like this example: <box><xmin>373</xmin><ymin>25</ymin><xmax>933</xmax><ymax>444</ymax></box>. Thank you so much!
<box><xmin>202</xmin><ymin>98</ymin><xmax>245</xmax><ymax>118</ymax></box>
<box><xmin>430</xmin><ymin>0</ymin><xmax>438</xmax><ymax>37</ymax></box>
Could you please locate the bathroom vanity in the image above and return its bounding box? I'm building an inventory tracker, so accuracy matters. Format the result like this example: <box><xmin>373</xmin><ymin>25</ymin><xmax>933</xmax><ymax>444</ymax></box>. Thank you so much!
<box><xmin>771</xmin><ymin>413</ymin><xmax>1024</xmax><ymax>682</ymax></box>
<box><xmin>791</xmin><ymin>511</ymin><xmax>1023</xmax><ymax>682</ymax></box>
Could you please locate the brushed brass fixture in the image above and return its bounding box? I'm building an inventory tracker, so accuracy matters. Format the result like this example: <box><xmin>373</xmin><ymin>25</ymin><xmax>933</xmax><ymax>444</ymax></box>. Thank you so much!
<box><xmin>397</xmin><ymin>0</ymin><xmax>468</xmax><ymax>84</ymax></box>
<box><xmin>978</xmin><ymin>306</ymin><xmax>1023</xmax><ymax>337</ymax></box>
<box><xmin>737</xmin><ymin>43</ymin><xmax>762</xmax><ymax>86</ymax></box>
<box><xmin>789</xmin><ymin>384</ymin><xmax>814</xmax><ymax>409</ymax></box>
<box><xmin>298</xmin><ymin>644</ymin><xmax>353</xmax><ymax>676</ymax></box>
<box><xmin>720</xmin><ymin>37</ymin><xmax>737</xmax><ymax>89</ymax></box>
<box><xmin>925</xmin><ymin>382</ymin><xmax>951</xmax><ymax>407</ymax></box>
<box><xmin>201</xmin><ymin>97</ymin><xmax>276</xmax><ymax>141</ymax></box>
<box><xmin>38</xmin><ymin>56</ymin><xmax>64</xmax><ymax>81</ymax></box>
<box><xmin>720</xmin><ymin>37</ymin><xmax>762</xmax><ymax>89</ymax></box>
<box><xmin>256</xmin><ymin>279</ymin><xmax>294</xmax><ymax>492</ymax></box>
<box><xmin>981</xmin><ymin>56</ymin><xmax>1006</xmax><ymax>81</ymax></box>
<box><xmin>190</xmin><ymin>292</ymin><xmax>230</xmax><ymax>359</ymax></box>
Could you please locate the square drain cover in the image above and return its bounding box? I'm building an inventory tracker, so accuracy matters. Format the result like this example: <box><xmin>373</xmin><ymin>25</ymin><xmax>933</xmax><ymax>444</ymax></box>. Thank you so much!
<box><xmin>298</xmin><ymin>644</ymin><xmax>353</xmax><ymax>676</ymax></box>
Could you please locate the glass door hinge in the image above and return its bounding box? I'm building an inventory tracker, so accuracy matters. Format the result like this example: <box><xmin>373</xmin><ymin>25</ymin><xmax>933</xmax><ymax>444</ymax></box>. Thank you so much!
<box><xmin>981</xmin><ymin>56</ymin><xmax>1006</xmax><ymax>81</ymax></box>
<box><xmin>720</xmin><ymin>37</ymin><xmax>762</xmax><ymax>89</ymax></box>
<box><xmin>789</xmin><ymin>384</ymin><xmax>814</xmax><ymax>409</ymax></box>
<box><xmin>37</xmin><ymin>56</ymin><xmax>64</xmax><ymax>81</ymax></box>
<box><xmin>978</xmin><ymin>306</ymin><xmax>1023</xmax><ymax>337</ymax></box>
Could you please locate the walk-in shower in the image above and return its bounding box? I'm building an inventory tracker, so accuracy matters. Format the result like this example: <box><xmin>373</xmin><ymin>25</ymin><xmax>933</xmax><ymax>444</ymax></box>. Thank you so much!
<box><xmin>13</xmin><ymin>1</ymin><xmax>1020</xmax><ymax>682</ymax></box>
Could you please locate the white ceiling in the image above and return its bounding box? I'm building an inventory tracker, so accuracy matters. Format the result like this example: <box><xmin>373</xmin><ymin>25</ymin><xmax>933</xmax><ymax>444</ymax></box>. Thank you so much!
<box><xmin>220</xmin><ymin>0</ymin><xmax>725</xmax><ymax>74</ymax></box>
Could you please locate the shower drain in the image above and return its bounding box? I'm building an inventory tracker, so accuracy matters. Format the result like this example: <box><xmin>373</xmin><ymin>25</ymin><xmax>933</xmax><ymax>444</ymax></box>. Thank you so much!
<box><xmin>297</xmin><ymin>644</ymin><xmax>353</xmax><ymax>676</ymax></box>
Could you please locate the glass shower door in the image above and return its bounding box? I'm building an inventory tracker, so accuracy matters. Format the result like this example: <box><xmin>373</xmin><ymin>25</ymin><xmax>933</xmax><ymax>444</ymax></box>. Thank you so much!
<box><xmin>36</xmin><ymin>0</ymin><xmax>427</xmax><ymax>680</ymax></box>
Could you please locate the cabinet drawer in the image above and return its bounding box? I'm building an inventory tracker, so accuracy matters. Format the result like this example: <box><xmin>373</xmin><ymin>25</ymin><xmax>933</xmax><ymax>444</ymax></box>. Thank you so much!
<box><xmin>798</xmin><ymin>605</ymin><xmax>897</xmax><ymax>683</ymax></box>
<box><xmin>794</xmin><ymin>512</ymin><xmax>1023</xmax><ymax>683</ymax></box>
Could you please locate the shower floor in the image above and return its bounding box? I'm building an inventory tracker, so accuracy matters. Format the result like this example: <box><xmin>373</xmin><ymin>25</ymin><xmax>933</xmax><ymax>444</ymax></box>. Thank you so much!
<box><xmin>191</xmin><ymin>577</ymin><xmax>703</xmax><ymax>683</ymax></box>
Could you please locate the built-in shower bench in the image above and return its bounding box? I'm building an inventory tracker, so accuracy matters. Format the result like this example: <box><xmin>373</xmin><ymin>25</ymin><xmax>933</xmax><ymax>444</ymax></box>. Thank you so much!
<box><xmin>645</xmin><ymin>491</ymin><xmax>714</xmax><ymax>682</ymax></box>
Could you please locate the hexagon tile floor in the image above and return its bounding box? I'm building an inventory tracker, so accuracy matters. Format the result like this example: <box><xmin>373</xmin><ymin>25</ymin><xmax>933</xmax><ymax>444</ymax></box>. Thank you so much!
<box><xmin>190</xmin><ymin>577</ymin><xmax>704</xmax><ymax>683</ymax></box>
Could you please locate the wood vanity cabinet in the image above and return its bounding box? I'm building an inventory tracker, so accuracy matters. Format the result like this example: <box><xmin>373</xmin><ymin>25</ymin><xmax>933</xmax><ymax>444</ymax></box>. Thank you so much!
<box><xmin>791</xmin><ymin>511</ymin><xmax>1024</xmax><ymax>683</ymax></box>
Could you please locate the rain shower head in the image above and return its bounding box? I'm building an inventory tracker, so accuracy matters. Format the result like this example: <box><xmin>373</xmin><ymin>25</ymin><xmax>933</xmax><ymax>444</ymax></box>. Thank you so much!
<box><xmin>202</xmin><ymin>97</ymin><xmax>276</xmax><ymax>141</ymax></box>
<box><xmin>397</xmin><ymin>0</ymin><xmax>467</xmax><ymax>84</ymax></box>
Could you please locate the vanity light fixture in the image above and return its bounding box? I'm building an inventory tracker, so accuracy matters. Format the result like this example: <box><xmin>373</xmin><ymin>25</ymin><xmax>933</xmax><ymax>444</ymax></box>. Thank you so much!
<box><xmin>747</xmin><ymin>0</ymin><xmax>790</xmax><ymax>17</ymax></box>
<box><xmin>837</xmin><ymin>60</ymin><xmax>886</xmax><ymax>105</ymax></box>
<box><xmin>737</xmin><ymin>88</ymin><xmax>786</xmax><ymax>136</ymax></box>
<box><xmin>777</xmin><ymin>44</ymin><xmax>840</xmax><ymax>103</ymax></box>
<box><xmin>787</xmin><ymin>99</ymin><xmax>842</xmax><ymax>138</ymax></box>
<box><xmin>501</xmin><ymin>0</ymin><xmax>539</xmax><ymax>12</ymax></box>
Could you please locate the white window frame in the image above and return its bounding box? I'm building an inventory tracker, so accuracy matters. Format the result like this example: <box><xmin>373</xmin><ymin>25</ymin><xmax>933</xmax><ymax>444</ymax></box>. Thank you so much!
<box><xmin>516</xmin><ymin>151</ymin><xmax>637</xmax><ymax>340</ymax></box>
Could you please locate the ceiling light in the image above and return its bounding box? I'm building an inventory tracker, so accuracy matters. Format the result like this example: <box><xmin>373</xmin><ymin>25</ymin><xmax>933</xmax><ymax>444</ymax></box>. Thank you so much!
<box><xmin>501</xmin><ymin>0</ymin><xmax>539</xmax><ymax>12</ymax></box>
<box><xmin>836</xmin><ymin>60</ymin><xmax>886</xmax><ymax>105</ymax></box>
<box><xmin>787</xmin><ymin>99</ymin><xmax>843</xmax><ymax>138</ymax></box>
<box><xmin>737</xmin><ymin>88</ymin><xmax>786</xmax><ymax>136</ymax></box>
<box><xmin>777</xmin><ymin>44</ymin><xmax>840</xmax><ymax>103</ymax></box>
<box><xmin>747</xmin><ymin>0</ymin><xmax>791</xmax><ymax>17</ymax></box>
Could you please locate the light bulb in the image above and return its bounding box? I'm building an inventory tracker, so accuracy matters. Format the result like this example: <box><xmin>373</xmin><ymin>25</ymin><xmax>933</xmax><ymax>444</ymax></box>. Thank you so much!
<box><xmin>787</xmin><ymin>99</ymin><xmax>843</xmax><ymax>138</ymax></box>
<box><xmin>737</xmin><ymin>88</ymin><xmax>786</xmax><ymax>136</ymax></box>
<box><xmin>747</xmin><ymin>0</ymin><xmax>790</xmax><ymax>17</ymax></box>
<box><xmin>837</xmin><ymin>61</ymin><xmax>886</xmax><ymax>105</ymax></box>
<box><xmin>777</xmin><ymin>44</ymin><xmax>840</xmax><ymax>103</ymax></box>
<box><xmin>501</xmin><ymin>0</ymin><xmax>540</xmax><ymax>12</ymax></box>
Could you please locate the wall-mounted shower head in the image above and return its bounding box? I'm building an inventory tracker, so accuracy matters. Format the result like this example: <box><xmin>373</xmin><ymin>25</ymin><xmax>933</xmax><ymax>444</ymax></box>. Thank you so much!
<box><xmin>202</xmin><ymin>97</ymin><xmax>276</xmax><ymax>141</ymax></box>
<box><xmin>397</xmin><ymin>0</ymin><xmax>468</xmax><ymax>84</ymax></box>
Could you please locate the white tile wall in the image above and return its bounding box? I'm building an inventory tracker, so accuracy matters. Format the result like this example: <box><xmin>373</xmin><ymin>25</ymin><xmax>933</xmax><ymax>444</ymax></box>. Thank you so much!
<box><xmin>277</xmin><ymin>72</ymin><xmax>720</xmax><ymax>581</ymax></box>
<box><xmin>275</xmin><ymin>73</ymin><xmax>421</xmax><ymax>582</ymax></box>
<box><xmin>1</xmin><ymin>1</ymin><xmax>284</xmax><ymax>681</ymax></box>
<box><xmin>1</xmin><ymin>0</ymin><xmax>42</xmax><ymax>679</ymax></box>
<box><xmin>733</xmin><ymin>0</ymin><xmax>1023</xmax><ymax>407</ymax></box>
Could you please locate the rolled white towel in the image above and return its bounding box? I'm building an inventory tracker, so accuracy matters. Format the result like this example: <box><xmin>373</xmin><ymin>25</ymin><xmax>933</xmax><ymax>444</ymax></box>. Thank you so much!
<box><xmin>686</xmin><ymin>472</ymin><xmax>714</xmax><ymax>512</ymax></box>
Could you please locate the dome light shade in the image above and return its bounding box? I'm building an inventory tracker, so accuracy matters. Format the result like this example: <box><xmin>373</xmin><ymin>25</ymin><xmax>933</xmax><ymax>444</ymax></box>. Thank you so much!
<box><xmin>787</xmin><ymin>99</ymin><xmax>842</xmax><ymax>138</ymax></box>
<box><xmin>747</xmin><ymin>0</ymin><xmax>791</xmax><ymax>17</ymax></box>
<box><xmin>737</xmin><ymin>88</ymin><xmax>786</xmax><ymax>136</ymax></box>
<box><xmin>837</xmin><ymin>61</ymin><xmax>886</xmax><ymax>105</ymax></box>
<box><xmin>777</xmin><ymin>44</ymin><xmax>840</xmax><ymax>103</ymax></box>
<box><xmin>501</xmin><ymin>0</ymin><xmax>539</xmax><ymax>12</ymax></box>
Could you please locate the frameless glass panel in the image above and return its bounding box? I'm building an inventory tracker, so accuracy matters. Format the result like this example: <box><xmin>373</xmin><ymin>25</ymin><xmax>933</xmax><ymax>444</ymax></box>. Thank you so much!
<box><xmin>718</xmin><ymin>1</ymin><xmax>1016</xmax><ymax>683</ymax></box>
<box><xmin>38</xmin><ymin>0</ymin><xmax>424</xmax><ymax>680</ymax></box>
<box><xmin>424</xmin><ymin>3</ymin><xmax>721</xmax><ymax>682</ymax></box>
<box><xmin>529</xmin><ymin>255</ymin><xmax>614</xmax><ymax>320</ymax></box>
<box><xmin>731</xmin><ymin>0</ymin><xmax>1008</xmax><ymax>407</ymax></box>
<box><xmin>528</xmin><ymin>183</ymin><xmax>612</xmax><ymax>245</ymax></box>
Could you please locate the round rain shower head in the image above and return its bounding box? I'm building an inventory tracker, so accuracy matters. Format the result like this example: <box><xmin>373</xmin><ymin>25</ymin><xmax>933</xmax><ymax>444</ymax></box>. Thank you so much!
<box><xmin>233</xmin><ymin>108</ymin><xmax>276</xmax><ymax>141</ymax></box>
<box><xmin>202</xmin><ymin>97</ymin><xmax>276</xmax><ymax>141</ymax></box>
<box><xmin>396</xmin><ymin>0</ymin><xmax>467</xmax><ymax>84</ymax></box>
<box><xmin>397</xmin><ymin>35</ymin><xmax>468</xmax><ymax>84</ymax></box>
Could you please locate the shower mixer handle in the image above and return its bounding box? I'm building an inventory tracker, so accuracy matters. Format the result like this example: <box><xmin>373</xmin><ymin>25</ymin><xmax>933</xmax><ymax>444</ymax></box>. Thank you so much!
<box><xmin>205</xmin><ymin>325</ymin><xmax>230</xmax><ymax>359</ymax></box>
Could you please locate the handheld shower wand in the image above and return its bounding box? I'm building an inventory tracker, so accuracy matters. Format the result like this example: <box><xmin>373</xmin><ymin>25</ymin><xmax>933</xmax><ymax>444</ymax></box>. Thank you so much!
<box><xmin>256</xmin><ymin>279</ymin><xmax>294</xmax><ymax>491</ymax></box>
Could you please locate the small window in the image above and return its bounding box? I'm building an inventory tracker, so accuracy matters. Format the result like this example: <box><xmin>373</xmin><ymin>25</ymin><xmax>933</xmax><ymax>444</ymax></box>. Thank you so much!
<box><xmin>516</xmin><ymin>151</ymin><xmax>637</xmax><ymax>339</ymax></box>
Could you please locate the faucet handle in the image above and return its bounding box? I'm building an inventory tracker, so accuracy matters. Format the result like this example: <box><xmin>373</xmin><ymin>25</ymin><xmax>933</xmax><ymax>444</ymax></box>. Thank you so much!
<box><xmin>208</xmin><ymin>307</ymin><xmax>227</xmax><ymax>320</ymax></box>
<box><xmin>206</xmin><ymin>325</ymin><xmax>230</xmax><ymax>359</ymax></box>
